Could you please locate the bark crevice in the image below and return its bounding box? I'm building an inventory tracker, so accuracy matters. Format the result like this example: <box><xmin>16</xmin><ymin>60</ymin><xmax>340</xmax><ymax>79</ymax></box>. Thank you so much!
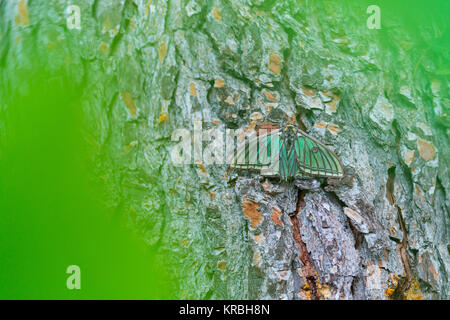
<box><xmin>290</xmin><ymin>189</ymin><xmax>320</xmax><ymax>300</ymax></box>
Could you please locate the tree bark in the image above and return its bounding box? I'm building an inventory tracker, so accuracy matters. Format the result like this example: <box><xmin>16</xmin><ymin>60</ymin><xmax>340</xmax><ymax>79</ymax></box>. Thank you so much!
<box><xmin>1</xmin><ymin>0</ymin><xmax>448</xmax><ymax>299</ymax></box>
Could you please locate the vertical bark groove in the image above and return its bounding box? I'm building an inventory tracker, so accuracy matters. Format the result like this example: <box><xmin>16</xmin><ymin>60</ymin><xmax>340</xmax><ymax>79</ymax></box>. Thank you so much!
<box><xmin>290</xmin><ymin>189</ymin><xmax>320</xmax><ymax>300</ymax></box>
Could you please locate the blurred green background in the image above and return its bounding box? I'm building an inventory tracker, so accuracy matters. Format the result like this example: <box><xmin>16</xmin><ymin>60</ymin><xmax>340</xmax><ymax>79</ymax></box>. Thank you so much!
<box><xmin>0</xmin><ymin>57</ymin><xmax>177</xmax><ymax>299</ymax></box>
<box><xmin>0</xmin><ymin>65</ymin><xmax>177</xmax><ymax>299</ymax></box>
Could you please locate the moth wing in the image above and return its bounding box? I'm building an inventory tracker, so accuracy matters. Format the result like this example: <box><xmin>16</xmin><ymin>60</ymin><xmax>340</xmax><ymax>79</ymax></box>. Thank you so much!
<box><xmin>260</xmin><ymin>132</ymin><xmax>281</xmax><ymax>177</ymax></box>
<box><xmin>230</xmin><ymin>129</ymin><xmax>281</xmax><ymax>174</ymax></box>
<box><xmin>295</xmin><ymin>130</ymin><xmax>344</xmax><ymax>178</ymax></box>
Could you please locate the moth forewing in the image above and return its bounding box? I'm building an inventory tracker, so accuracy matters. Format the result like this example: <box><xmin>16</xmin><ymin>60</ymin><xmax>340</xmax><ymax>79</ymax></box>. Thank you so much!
<box><xmin>225</xmin><ymin>128</ymin><xmax>241</xmax><ymax>165</ymax></box>
<box><xmin>230</xmin><ymin>127</ymin><xmax>260</xmax><ymax>167</ymax></box>
<box><xmin>257</xmin><ymin>129</ymin><xmax>270</xmax><ymax>166</ymax></box>
<box><xmin>260</xmin><ymin>131</ymin><xmax>281</xmax><ymax>177</ymax></box>
<box><xmin>247</xmin><ymin>130</ymin><xmax>258</xmax><ymax>166</ymax></box>
<box><xmin>295</xmin><ymin>130</ymin><xmax>344</xmax><ymax>178</ymax></box>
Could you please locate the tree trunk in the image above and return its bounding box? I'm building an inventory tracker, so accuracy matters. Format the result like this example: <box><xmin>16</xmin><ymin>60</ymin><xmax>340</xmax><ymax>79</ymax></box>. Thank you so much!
<box><xmin>1</xmin><ymin>0</ymin><xmax>448</xmax><ymax>299</ymax></box>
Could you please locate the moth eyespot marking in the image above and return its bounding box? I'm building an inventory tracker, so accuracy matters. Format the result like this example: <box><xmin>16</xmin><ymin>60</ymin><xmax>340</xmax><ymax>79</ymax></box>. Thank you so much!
<box><xmin>311</xmin><ymin>147</ymin><xmax>319</xmax><ymax>153</ymax></box>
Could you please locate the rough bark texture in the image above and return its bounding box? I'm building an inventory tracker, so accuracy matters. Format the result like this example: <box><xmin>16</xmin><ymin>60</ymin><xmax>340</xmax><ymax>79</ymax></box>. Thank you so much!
<box><xmin>1</xmin><ymin>0</ymin><xmax>449</xmax><ymax>299</ymax></box>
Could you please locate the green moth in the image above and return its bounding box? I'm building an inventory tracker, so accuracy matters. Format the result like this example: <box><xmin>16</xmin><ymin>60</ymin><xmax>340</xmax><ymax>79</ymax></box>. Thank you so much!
<box><xmin>231</xmin><ymin>124</ymin><xmax>344</xmax><ymax>181</ymax></box>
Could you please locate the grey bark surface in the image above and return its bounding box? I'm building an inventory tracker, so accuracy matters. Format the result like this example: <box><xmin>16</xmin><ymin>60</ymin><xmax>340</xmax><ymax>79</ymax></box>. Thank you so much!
<box><xmin>1</xmin><ymin>0</ymin><xmax>449</xmax><ymax>299</ymax></box>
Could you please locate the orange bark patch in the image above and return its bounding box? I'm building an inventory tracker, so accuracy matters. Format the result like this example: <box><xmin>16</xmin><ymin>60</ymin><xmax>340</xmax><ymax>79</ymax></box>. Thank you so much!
<box><xmin>417</xmin><ymin>139</ymin><xmax>436</xmax><ymax>161</ymax></box>
<box><xmin>385</xmin><ymin>288</ymin><xmax>395</xmax><ymax>297</ymax></box>
<box><xmin>253</xmin><ymin>233</ymin><xmax>264</xmax><ymax>244</ymax></box>
<box><xmin>265</xmin><ymin>103</ymin><xmax>275</xmax><ymax>113</ymax></box>
<box><xmin>429</xmin><ymin>264</ymin><xmax>439</xmax><ymax>281</ymax></box>
<box><xmin>99</xmin><ymin>42</ymin><xmax>109</xmax><ymax>54</ymax></box>
<box><xmin>326</xmin><ymin>97</ymin><xmax>339</xmax><ymax>113</ymax></box>
<box><xmin>318</xmin><ymin>284</ymin><xmax>331</xmax><ymax>299</ymax></box>
<box><xmin>212</xmin><ymin>8</ymin><xmax>221</xmax><ymax>21</ymax></box>
<box><xmin>15</xmin><ymin>0</ymin><xmax>29</xmax><ymax>26</ymax></box>
<box><xmin>262</xmin><ymin>182</ymin><xmax>271</xmax><ymax>192</ymax></box>
<box><xmin>158</xmin><ymin>114</ymin><xmax>169</xmax><ymax>123</ymax></box>
<box><xmin>302</xmin><ymin>87</ymin><xmax>316</xmax><ymax>97</ymax></box>
<box><xmin>217</xmin><ymin>261</ymin><xmax>226</xmax><ymax>271</ymax></box>
<box><xmin>327</xmin><ymin>123</ymin><xmax>340</xmax><ymax>134</ymax></box>
<box><xmin>214</xmin><ymin>78</ymin><xmax>225</xmax><ymax>88</ymax></box>
<box><xmin>269</xmin><ymin>54</ymin><xmax>281</xmax><ymax>75</ymax></box>
<box><xmin>189</xmin><ymin>82</ymin><xmax>197</xmax><ymax>97</ymax></box>
<box><xmin>263</xmin><ymin>90</ymin><xmax>278</xmax><ymax>102</ymax></box>
<box><xmin>404</xmin><ymin>279</ymin><xmax>423</xmax><ymax>300</ymax></box>
<box><xmin>158</xmin><ymin>40</ymin><xmax>167</xmax><ymax>62</ymax></box>
<box><xmin>290</xmin><ymin>115</ymin><xmax>298</xmax><ymax>125</ymax></box>
<box><xmin>208</xmin><ymin>192</ymin><xmax>217</xmax><ymax>201</ymax></box>
<box><xmin>196</xmin><ymin>162</ymin><xmax>207</xmax><ymax>173</ymax></box>
<box><xmin>158</xmin><ymin>109</ymin><xmax>169</xmax><ymax>123</ymax></box>
<box><xmin>271</xmin><ymin>208</ymin><xmax>283</xmax><ymax>227</ymax></box>
<box><xmin>415</xmin><ymin>184</ymin><xmax>423</xmax><ymax>196</ymax></box>
<box><xmin>314</xmin><ymin>122</ymin><xmax>327</xmax><ymax>129</ymax></box>
<box><xmin>121</xmin><ymin>91</ymin><xmax>137</xmax><ymax>117</ymax></box>
<box><xmin>247</xmin><ymin>121</ymin><xmax>257</xmax><ymax>132</ymax></box>
<box><xmin>242</xmin><ymin>200</ymin><xmax>262</xmax><ymax>228</ymax></box>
